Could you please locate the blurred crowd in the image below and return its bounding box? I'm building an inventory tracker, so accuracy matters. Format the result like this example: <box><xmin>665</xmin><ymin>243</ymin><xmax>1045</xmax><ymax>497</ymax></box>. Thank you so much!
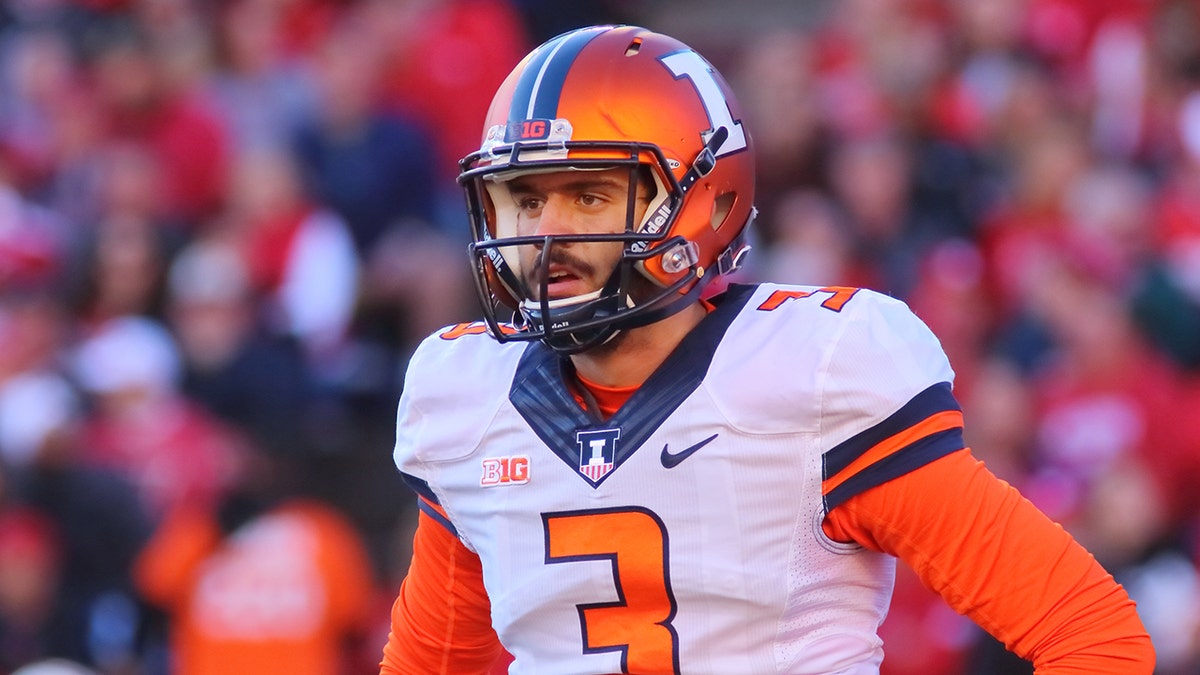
<box><xmin>0</xmin><ymin>0</ymin><xmax>1196</xmax><ymax>673</ymax></box>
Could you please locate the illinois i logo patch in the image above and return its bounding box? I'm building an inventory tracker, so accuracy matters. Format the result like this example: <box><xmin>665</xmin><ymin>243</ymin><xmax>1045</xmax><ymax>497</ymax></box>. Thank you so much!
<box><xmin>576</xmin><ymin>428</ymin><xmax>619</xmax><ymax>483</ymax></box>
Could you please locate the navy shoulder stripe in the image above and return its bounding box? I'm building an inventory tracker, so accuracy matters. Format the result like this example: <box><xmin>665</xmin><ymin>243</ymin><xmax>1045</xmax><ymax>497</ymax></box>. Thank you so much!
<box><xmin>400</xmin><ymin>471</ymin><xmax>439</xmax><ymax>504</ymax></box>
<box><xmin>824</xmin><ymin>381</ymin><xmax>959</xmax><ymax>478</ymax></box>
<box><xmin>401</xmin><ymin>472</ymin><xmax>458</xmax><ymax>536</ymax></box>
<box><xmin>416</xmin><ymin>498</ymin><xmax>458</xmax><ymax>537</ymax></box>
<box><xmin>823</xmin><ymin>428</ymin><xmax>964</xmax><ymax>512</ymax></box>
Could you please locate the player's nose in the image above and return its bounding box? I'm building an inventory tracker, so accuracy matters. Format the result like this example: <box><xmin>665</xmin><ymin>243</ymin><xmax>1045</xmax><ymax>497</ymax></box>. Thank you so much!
<box><xmin>531</xmin><ymin>194</ymin><xmax>577</xmax><ymax>238</ymax></box>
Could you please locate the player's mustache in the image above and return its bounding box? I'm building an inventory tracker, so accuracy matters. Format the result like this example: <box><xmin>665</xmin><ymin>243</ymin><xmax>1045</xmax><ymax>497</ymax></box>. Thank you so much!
<box><xmin>527</xmin><ymin>247</ymin><xmax>597</xmax><ymax>287</ymax></box>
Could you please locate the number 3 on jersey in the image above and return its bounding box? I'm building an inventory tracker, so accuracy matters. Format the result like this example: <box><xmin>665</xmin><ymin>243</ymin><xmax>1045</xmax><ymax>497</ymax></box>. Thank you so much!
<box><xmin>544</xmin><ymin>507</ymin><xmax>681</xmax><ymax>674</ymax></box>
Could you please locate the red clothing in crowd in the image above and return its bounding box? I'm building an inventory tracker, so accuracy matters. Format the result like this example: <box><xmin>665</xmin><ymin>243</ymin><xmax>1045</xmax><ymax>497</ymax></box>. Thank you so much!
<box><xmin>80</xmin><ymin>398</ymin><xmax>242</xmax><ymax>517</ymax></box>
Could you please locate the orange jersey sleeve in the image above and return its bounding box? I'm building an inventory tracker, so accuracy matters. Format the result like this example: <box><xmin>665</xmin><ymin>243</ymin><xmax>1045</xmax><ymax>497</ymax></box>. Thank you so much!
<box><xmin>133</xmin><ymin>504</ymin><xmax>223</xmax><ymax>611</ymax></box>
<box><xmin>824</xmin><ymin>448</ymin><xmax>1155</xmax><ymax>674</ymax></box>
<box><xmin>380</xmin><ymin>500</ymin><xmax>503</xmax><ymax>675</ymax></box>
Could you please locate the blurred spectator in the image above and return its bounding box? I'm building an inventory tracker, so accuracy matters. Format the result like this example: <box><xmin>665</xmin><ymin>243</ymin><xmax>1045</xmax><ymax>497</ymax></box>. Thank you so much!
<box><xmin>1020</xmin><ymin>262</ymin><xmax>1177</xmax><ymax>559</ymax></box>
<box><xmin>1011</xmin><ymin>259</ymin><xmax>1200</xmax><ymax>672</ymax></box>
<box><xmin>0</xmin><ymin>174</ymin><xmax>70</xmax><ymax>294</ymax></box>
<box><xmin>91</xmin><ymin>139</ymin><xmax>170</xmax><ymax>225</ymax></box>
<box><xmin>84</xmin><ymin>18</ymin><xmax>228</xmax><ymax>228</ymax></box>
<box><xmin>905</xmin><ymin>238</ymin><xmax>995</xmax><ymax>398</ymax></box>
<box><xmin>72</xmin><ymin>315</ymin><xmax>244</xmax><ymax>520</ymax></box>
<box><xmin>960</xmin><ymin>358</ymin><xmax>1038</xmax><ymax>486</ymax></box>
<box><xmin>1061</xmin><ymin>162</ymin><xmax>1155</xmax><ymax>288</ymax></box>
<box><xmin>1134</xmin><ymin>92</ymin><xmax>1200</xmax><ymax>371</ymax></box>
<box><xmin>166</xmin><ymin>234</ymin><xmax>313</xmax><ymax>461</ymax></box>
<box><xmin>57</xmin><ymin>138</ymin><xmax>190</xmax><ymax>333</ymax></box>
<box><xmin>977</xmin><ymin>114</ymin><xmax>1092</xmax><ymax>371</ymax></box>
<box><xmin>0</xmin><ymin>27</ymin><xmax>80</xmax><ymax>196</ymax></box>
<box><xmin>826</xmin><ymin>131</ymin><xmax>926</xmax><ymax>298</ymax></box>
<box><xmin>817</xmin><ymin>0</ymin><xmax>951</xmax><ymax>137</ymax></box>
<box><xmin>1087</xmin><ymin>16</ymin><xmax>1149</xmax><ymax>160</ymax></box>
<box><xmin>292</xmin><ymin>9</ymin><xmax>437</xmax><ymax>256</ymax></box>
<box><xmin>218</xmin><ymin>146</ymin><xmax>359</xmax><ymax>367</ymax></box>
<box><xmin>67</xmin><ymin>211</ymin><xmax>179</xmax><ymax>328</ymax></box>
<box><xmin>163</xmin><ymin>225</ymin><xmax>415</xmax><ymax>582</ymax></box>
<box><xmin>308</xmin><ymin>0</ymin><xmax>499</xmax><ymax>382</ymax></box>
<box><xmin>1121</xmin><ymin>540</ymin><xmax>1200</xmax><ymax>675</ymax></box>
<box><xmin>0</xmin><ymin>287</ymin><xmax>71</xmax><ymax>398</ymax></box>
<box><xmin>205</xmin><ymin>0</ymin><xmax>319</xmax><ymax>153</ymax></box>
<box><xmin>128</xmin><ymin>0</ymin><xmax>213</xmax><ymax>97</ymax></box>
<box><xmin>745</xmin><ymin>188</ymin><xmax>854</xmax><ymax>287</ymax></box>
<box><xmin>730</xmin><ymin>29</ymin><xmax>829</xmax><ymax>246</ymax></box>
<box><xmin>133</xmin><ymin>440</ymin><xmax>379</xmax><ymax>675</ymax></box>
<box><xmin>0</xmin><ymin>372</ymin><xmax>77</xmax><ymax>471</ymax></box>
<box><xmin>0</xmin><ymin>363</ymin><xmax>152</xmax><ymax>673</ymax></box>
<box><xmin>373</xmin><ymin>0</ymin><xmax>530</xmax><ymax>188</ymax></box>
<box><xmin>0</xmin><ymin>506</ymin><xmax>60</xmax><ymax>672</ymax></box>
<box><xmin>355</xmin><ymin>224</ymin><xmax>476</xmax><ymax>362</ymax></box>
<box><xmin>1024</xmin><ymin>0</ymin><xmax>1154</xmax><ymax>89</ymax></box>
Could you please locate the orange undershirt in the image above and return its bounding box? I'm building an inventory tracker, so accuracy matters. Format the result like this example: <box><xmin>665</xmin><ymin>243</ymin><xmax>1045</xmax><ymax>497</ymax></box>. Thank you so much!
<box><xmin>572</xmin><ymin>372</ymin><xmax>639</xmax><ymax>418</ymax></box>
<box><xmin>381</xmin><ymin>384</ymin><xmax>1154</xmax><ymax>675</ymax></box>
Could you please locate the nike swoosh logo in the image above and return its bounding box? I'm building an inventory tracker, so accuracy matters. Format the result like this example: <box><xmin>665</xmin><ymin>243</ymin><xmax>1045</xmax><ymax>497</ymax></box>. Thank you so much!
<box><xmin>660</xmin><ymin>433</ymin><xmax>719</xmax><ymax>469</ymax></box>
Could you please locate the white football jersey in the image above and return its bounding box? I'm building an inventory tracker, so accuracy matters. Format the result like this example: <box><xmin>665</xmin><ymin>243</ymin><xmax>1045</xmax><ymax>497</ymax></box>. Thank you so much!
<box><xmin>394</xmin><ymin>283</ymin><xmax>962</xmax><ymax>675</ymax></box>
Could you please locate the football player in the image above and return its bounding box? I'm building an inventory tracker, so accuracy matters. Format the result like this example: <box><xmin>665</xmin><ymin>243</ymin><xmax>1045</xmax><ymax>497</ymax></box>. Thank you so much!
<box><xmin>380</xmin><ymin>25</ymin><xmax>1153</xmax><ymax>674</ymax></box>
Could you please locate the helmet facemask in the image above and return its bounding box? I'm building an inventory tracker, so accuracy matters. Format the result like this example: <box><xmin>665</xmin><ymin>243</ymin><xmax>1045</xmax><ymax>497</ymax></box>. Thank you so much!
<box><xmin>462</xmin><ymin>138</ymin><xmax>715</xmax><ymax>354</ymax></box>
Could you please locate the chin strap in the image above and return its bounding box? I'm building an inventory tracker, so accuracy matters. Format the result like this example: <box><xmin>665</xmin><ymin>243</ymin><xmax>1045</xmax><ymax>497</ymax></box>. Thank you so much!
<box><xmin>677</xmin><ymin>126</ymin><xmax>727</xmax><ymax>195</ymax></box>
<box><xmin>716</xmin><ymin>208</ymin><xmax>756</xmax><ymax>276</ymax></box>
<box><xmin>521</xmin><ymin>256</ymin><xmax>626</xmax><ymax>354</ymax></box>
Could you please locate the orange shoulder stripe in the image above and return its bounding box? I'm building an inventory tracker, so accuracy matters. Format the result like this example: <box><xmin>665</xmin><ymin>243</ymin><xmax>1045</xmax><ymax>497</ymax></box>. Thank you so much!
<box><xmin>821</xmin><ymin>382</ymin><xmax>965</xmax><ymax>511</ymax></box>
<box><xmin>822</xmin><ymin>409</ymin><xmax>963</xmax><ymax>497</ymax></box>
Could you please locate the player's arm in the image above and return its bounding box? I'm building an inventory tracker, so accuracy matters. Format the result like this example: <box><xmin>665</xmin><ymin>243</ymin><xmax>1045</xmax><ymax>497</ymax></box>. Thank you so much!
<box><xmin>133</xmin><ymin>504</ymin><xmax>223</xmax><ymax>610</ymax></box>
<box><xmin>380</xmin><ymin>498</ymin><xmax>502</xmax><ymax>675</ymax></box>
<box><xmin>824</xmin><ymin>448</ymin><xmax>1155</xmax><ymax>674</ymax></box>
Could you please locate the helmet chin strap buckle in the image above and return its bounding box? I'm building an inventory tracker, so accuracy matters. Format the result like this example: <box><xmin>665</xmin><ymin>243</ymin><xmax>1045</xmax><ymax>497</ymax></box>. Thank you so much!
<box><xmin>715</xmin><ymin>211</ymin><xmax>755</xmax><ymax>276</ymax></box>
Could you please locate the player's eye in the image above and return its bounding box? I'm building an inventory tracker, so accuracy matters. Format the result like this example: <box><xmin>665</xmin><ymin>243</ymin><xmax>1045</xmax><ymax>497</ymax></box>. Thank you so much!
<box><xmin>515</xmin><ymin>196</ymin><xmax>544</xmax><ymax>213</ymax></box>
<box><xmin>578</xmin><ymin>193</ymin><xmax>604</xmax><ymax>207</ymax></box>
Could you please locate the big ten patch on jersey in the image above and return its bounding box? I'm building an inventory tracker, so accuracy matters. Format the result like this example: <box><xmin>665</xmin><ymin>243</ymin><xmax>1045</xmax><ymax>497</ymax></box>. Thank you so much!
<box><xmin>480</xmin><ymin>455</ymin><xmax>530</xmax><ymax>486</ymax></box>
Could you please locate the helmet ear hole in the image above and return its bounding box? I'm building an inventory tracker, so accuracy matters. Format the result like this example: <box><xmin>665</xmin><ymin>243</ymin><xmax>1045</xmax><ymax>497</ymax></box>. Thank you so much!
<box><xmin>711</xmin><ymin>192</ymin><xmax>736</xmax><ymax>229</ymax></box>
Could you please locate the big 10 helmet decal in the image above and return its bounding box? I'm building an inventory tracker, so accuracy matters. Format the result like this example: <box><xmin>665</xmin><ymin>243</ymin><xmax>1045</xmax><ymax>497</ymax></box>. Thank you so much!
<box><xmin>459</xmin><ymin>25</ymin><xmax>756</xmax><ymax>353</ymax></box>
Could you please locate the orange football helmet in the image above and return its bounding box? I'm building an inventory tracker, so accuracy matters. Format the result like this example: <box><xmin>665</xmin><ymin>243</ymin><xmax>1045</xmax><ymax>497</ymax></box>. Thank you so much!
<box><xmin>460</xmin><ymin>24</ymin><xmax>756</xmax><ymax>352</ymax></box>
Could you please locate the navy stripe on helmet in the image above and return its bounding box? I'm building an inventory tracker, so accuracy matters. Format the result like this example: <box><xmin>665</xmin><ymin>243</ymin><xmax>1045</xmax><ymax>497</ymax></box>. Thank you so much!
<box><xmin>509</xmin><ymin>26</ymin><xmax>608</xmax><ymax>124</ymax></box>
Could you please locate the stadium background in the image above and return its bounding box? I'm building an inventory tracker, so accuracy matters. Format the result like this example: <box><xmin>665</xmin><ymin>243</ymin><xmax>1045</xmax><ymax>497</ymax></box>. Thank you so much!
<box><xmin>0</xmin><ymin>0</ymin><xmax>1196</xmax><ymax>673</ymax></box>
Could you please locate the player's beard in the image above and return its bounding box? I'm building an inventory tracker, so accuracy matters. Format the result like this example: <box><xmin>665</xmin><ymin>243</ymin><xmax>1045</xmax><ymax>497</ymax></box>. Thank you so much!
<box><xmin>522</xmin><ymin>241</ymin><xmax>661</xmax><ymax>356</ymax></box>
